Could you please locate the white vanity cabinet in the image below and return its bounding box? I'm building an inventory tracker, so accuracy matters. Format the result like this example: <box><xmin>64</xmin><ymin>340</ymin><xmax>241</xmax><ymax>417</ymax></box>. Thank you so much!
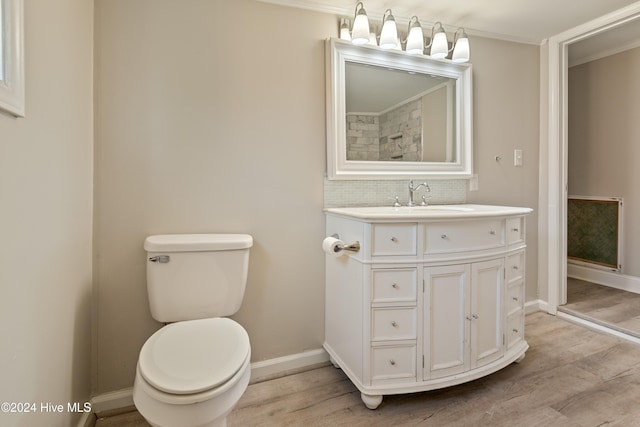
<box><xmin>324</xmin><ymin>205</ymin><xmax>531</xmax><ymax>409</ymax></box>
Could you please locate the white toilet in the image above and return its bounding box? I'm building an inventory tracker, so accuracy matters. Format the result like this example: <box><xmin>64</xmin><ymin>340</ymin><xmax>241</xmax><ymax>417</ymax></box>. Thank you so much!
<box><xmin>133</xmin><ymin>233</ymin><xmax>253</xmax><ymax>427</ymax></box>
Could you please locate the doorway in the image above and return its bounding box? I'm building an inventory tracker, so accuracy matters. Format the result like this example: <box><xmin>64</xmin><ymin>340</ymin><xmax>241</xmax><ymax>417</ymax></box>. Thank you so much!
<box><xmin>545</xmin><ymin>4</ymin><xmax>640</xmax><ymax>334</ymax></box>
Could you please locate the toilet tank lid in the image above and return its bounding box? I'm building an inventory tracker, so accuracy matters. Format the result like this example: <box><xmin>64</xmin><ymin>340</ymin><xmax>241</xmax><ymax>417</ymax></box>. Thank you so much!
<box><xmin>144</xmin><ymin>234</ymin><xmax>253</xmax><ymax>252</ymax></box>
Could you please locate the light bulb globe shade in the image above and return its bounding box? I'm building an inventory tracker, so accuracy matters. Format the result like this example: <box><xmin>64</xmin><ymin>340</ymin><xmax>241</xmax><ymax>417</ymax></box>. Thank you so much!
<box><xmin>351</xmin><ymin>10</ymin><xmax>370</xmax><ymax>45</ymax></box>
<box><xmin>368</xmin><ymin>31</ymin><xmax>377</xmax><ymax>45</ymax></box>
<box><xmin>339</xmin><ymin>19</ymin><xmax>351</xmax><ymax>41</ymax></box>
<box><xmin>379</xmin><ymin>11</ymin><xmax>397</xmax><ymax>49</ymax></box>
<box><xmin>430</xmin><ymin>30</ymin><xmax>448</xmax><ymax>59</ymax></box>
<box><xmin>452</xmin><ymin>35</ymin><xmax>469</xmax><ymax>62</ymax></box>
<box><xmin>406</xmin><ymin>25</ymin><xmax>424</xmax><ymax>54</ymax></box>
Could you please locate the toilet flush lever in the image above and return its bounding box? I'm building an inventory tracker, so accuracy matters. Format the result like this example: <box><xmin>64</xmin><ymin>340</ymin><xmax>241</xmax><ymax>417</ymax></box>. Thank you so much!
<box><xmin>149</xmin><ymin>255</ymin><xmax>170</xmax><ymax>263</ymax></box>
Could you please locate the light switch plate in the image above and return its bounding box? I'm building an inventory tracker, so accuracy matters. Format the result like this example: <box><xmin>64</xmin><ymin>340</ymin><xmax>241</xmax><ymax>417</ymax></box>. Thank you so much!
<box><xmin>514</xmin><ymin>149</ymin><xmax>523</xmax><ymax>167</ymax></box>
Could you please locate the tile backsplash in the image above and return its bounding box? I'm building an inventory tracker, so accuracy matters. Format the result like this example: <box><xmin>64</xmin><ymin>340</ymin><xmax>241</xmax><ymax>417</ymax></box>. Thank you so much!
<box><xmin>324</xmin><ymin>178</ymin><xmax>467</xmax><ymax>208</ymax></box>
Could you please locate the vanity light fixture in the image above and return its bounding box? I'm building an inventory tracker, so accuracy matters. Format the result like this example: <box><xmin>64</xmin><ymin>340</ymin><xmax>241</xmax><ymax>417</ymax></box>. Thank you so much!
<box><xmin>368</xmin><ymin>26</ymin><xmax>378</xmax><ymax>46</ymax></box>
<box><xmin>339</xmin><ymin>18</ymin><xmax>351</xmax><ymax>41</ymax></box>
<box><xmin>405</xmin><ymin>16</ymin><xmax>425</xmax><ymax>54</ymax></box>
<box><xmin>379</xmin><ymin>9</ymin><xmax>398</xmax><ymax>49</ymax></box>
<box><xmin>451</xmin><ymin>29</ymin><xmax>470</xmax><ymax>62</ymax></box>
<box><xmin>350</xmin><ymin>2</ymin><xmax>370</xmax><ymax>45</ymax></box>
<box><xmin>340</xmin><ymin>3</ymin><xmax>470</xmax><ymax>63</ymax></box>
<box><xmin>428</xmin><ymin>23</ymin><xmax>449</xmax><ymax>58</ymax></box>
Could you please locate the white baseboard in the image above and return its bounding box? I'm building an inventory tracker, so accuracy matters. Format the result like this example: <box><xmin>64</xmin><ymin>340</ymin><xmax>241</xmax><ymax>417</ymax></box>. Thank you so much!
<box><xmin>77</xmin><ymin>411</ymin><xmax>95</xmax><ymax>427</ymax></box>
<box><xmin>90</xmin><ymin>387</ymin><xmax>134</xmax><ymax>414</ymax></box>
<box><xmin>87</xmin><ymin>348</ymin><xmax>329</xmax><ymax>417</ymax></box>
<box><xmin>568</xmin><ymin>263</ymin><xmax>640</xmax><ymax>295</ymax></box>
<box><xmin>525</xmin><ymin>299</ymin><xmax>546</xmax><ymax>314</ymax></box>
<box><xmin>249</xmin><ymin>348</ymin><xmax>329</xmax><ymax>383</ymax></box>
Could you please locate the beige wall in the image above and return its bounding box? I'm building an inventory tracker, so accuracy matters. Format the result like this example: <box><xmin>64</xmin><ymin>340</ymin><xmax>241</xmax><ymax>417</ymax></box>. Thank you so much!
<box><xmin>0</xmin><ymin>0</ymin><xmax>94</xmax><ymax>426</ymax></box>
<box><xmin>94</xmin><ymin>0</ymin><xmax>541</xmax><ymax>394</ymax></box>
<box><xmin>568</xmin><ymin>47</ymin><xmax>640</xmax><ymax>276</ymax></box>
<box><xmin>465</xmin><ymin>37</ymin><xmax>540</xmax><ymax>301</ymax></box>
<box><xmin>94</xmin><ymin>0</ymin><xmax>335</xmax><ymax>393</ymax></box>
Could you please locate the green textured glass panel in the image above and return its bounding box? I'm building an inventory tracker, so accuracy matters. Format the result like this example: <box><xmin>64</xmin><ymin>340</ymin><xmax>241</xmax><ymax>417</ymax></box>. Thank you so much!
<box><xmin>567</xmin><ymin>198</ymin><xmax>619</xmax><ymax>269</ymax></box>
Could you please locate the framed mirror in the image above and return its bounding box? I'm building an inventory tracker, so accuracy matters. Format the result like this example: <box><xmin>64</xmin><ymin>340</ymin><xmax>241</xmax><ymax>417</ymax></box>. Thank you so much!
<box><xmin>326</xmin><ymin>38</ymin><xmax>472</xmax><ymax>180</ymax></box>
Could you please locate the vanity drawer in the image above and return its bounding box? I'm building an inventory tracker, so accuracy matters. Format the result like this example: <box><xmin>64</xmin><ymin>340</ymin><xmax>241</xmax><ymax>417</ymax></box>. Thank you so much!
<box><xmin>372</xmin><ymin>224</ymin><xmax>417</xmax><ymax>257</ymax></box>
<box><xmin>507</xmin><ymin>312</ymin><xmax>524</xmax><ymax>349</ymax></box>
<box><xmin>424</xmin><ymin>219</ymin><xmax>505</xmax><ymax>254</ymax></box>
<box><xmin>371</xmin><ymin>344</ymin><xmax>416</xmax><ymax>381</ymax></box>
<box><xmin>372</xmin><ymin>268</ymin><xmax>417</xmax><ymax>303</ymax></box>
<box><xmin>506</xmin><ymin>251</ymin><xmax>525</xmax><ymax>283</ymax></box>
<box><xmin>372</xmin><ymin>308</ymin><xmax>417</xmax><ymax>341</ymax></box>
<box><xmin>507</xmin><ymin>217</ymin><xmax>525</xmax><ymax>245</ymax></box>
<box><xmin>507</xmin><ymin>281</ymin><xmax>524</xmax><ymax>316</ymax></box>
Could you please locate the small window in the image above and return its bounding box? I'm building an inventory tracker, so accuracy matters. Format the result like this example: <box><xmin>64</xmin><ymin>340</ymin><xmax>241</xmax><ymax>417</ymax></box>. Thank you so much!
<box><xmin>0</xmin><ymin>2</ymin><xmax>4</xmax><ymax>81</ymax></box>
<box><xmin>0</xmin><ymin>0</ymin><xmax>24</xmax><ymax>117</ymax></box>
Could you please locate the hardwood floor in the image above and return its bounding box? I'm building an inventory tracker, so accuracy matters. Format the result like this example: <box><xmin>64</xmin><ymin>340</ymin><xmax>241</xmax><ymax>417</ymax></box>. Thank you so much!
<box><xmin>561</xmin><ymin>277</ymin><xmax>640</xmax><ymax>338</ymax></box>
<box><xmin>97</xmin><ymin>312</ymin><xmax>640</xmax><ymax>426</ymax></box>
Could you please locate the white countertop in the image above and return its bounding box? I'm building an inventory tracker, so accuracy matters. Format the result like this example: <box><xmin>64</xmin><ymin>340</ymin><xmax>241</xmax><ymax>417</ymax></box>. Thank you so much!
<box><xmin>324</xmin><ymin>204</ymin><xmax>533</xmax><ymax>220</ymax></box>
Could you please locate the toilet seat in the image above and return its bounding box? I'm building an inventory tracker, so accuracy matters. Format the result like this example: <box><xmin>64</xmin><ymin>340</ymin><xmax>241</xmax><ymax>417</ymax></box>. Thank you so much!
<box><xmin>139</xmin><ymin>318</ymin><xmax>250</xmax><ymax>395</ymax></box>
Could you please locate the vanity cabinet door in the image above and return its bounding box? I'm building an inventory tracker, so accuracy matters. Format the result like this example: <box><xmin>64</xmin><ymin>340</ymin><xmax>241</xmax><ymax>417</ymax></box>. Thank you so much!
<box><xmin>423</xmin><ymin>258</ymin><xmax>505</xmax><ymax>380</ymax></box>
<box><xmin>470</xmin><ymin>259</ymin><xmax>505</xmax><ymax>369</ymax></box>
<box><xmin>424</xmin><ymin>264</ymin><xmax>471</xmax><ymax>380</ymax></box>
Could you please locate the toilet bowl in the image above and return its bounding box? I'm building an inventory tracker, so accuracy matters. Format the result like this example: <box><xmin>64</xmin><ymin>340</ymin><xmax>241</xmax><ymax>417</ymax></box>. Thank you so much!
<box><xmin>133</xmin><ymin>318</ymin><xmax>251</xmax><ymax>427</ymax></box>
<box><xmin>133</xmin><ymin>234</ymin><xmax>253</xmax><ymax>427</ymax></box>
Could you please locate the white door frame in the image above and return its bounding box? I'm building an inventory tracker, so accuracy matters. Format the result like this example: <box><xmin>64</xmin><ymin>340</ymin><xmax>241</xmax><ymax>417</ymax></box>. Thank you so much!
<box><xmin>545</xmin><ymin>2</ymin><xmax>640</xmax><ymax>314</ymax></box>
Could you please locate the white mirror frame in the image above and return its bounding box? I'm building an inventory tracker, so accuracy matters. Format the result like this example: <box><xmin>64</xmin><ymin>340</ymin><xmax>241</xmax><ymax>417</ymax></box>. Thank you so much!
<box><xmin>326</xmin><ymin>38</ymin><xmax>472</xmax><ymax>180</ymax></box>
<box><xmin>0</xmin><ymin>0</ymin><xmax>25</xmax><ymax>118</ymax></box>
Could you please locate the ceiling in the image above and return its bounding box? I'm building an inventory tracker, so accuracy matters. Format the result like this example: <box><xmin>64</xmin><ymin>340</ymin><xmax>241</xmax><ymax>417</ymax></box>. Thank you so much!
<box><xmin>259</xmin><ymin>0</ymin><xmax>640</xmax><ymax>45</ymax></box>
<box><xmin>259</xmin><ymin>0</ymin><xmax>640</xmax><ymax>65</ymax></box>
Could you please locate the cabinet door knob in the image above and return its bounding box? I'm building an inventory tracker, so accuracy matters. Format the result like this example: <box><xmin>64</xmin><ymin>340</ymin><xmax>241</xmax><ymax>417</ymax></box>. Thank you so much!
<box><xmin>472</xmin><ymin>314</ymin><xmax>479</xmax><ymax>319</ymax></box>
<box><xmin>489</xmin><ymin>230</ymin><xmax>496</xmax><ymax>235</ymax></box>
<box><xmin>391</xmin><ymin>321</ymin><xmax>398</xmax><ymax>327</ymax></box>
<box><xmin>441</xmin><ymin>234</ymin><xmax>447</xmax><ymax>239</ymax></box>
<box><xmin>392</xmin><ymin>283</ymin><xmax>399</xmax><ymax>289</ymax></box>
<box><xmin>512</xmin><ymin>228</ymin><xmax>519</xmax><ymax>232</ymax></box>
<box><xmin>512</xmin><ymin>296</ymin><xmax>519</xmax><ymax>301</ymax></box>
<box><xmin>389</xmin><ymin>359</ymin><xmax>396</xmax><ymax>366</ymax></box>
<box><xmin>512</xmin><ymin>328</ymin><xmax>519</xmax><ymax>333</ymax></box>
<box><xmin>390</xmin><ymin>236</ymin><xmax>398</xmax><ymax>243</ymax></box>
<box><xmin>466</xmin><ymin>316</ymin><xmax>472</xmax><ymax>321</ymax></box>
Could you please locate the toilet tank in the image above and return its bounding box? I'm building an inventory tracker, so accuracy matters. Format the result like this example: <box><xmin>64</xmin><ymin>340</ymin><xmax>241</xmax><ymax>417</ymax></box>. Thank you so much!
<box><xmin>144</xmin><ymin>234</ymin><xmax>253</xmax><ymax>323</ymax></box>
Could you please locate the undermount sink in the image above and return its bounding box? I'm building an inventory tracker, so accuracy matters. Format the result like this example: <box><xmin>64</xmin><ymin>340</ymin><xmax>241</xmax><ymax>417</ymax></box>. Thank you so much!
<box><xmin>386</xmin><ymin>205</ymin><xmax>474</xmax><ymax>212</ymax></box>
<box><xmin>324</xmin><ymin>204</ymin><xmax>533</xmax><ymax>220</ymax></box>
<box><xmin>339</xmin><ymin>205</ymin><xmax>475</xmax><ymax>215</ymax></box>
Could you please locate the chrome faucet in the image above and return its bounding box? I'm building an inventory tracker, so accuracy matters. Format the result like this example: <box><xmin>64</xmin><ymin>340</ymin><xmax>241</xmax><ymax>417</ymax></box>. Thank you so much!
<box><xmin>408</xmin><ymin>180</ymin><xmax>430</xmax><ymax>207</ymax></box>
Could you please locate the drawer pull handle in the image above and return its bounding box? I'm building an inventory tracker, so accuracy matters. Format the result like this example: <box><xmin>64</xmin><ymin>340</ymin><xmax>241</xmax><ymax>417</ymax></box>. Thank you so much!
<box><xmin>441</xmin><ymin>234</ymin><xmax>447</xmax><ymax>239</ymax></box>
<box><xmin>472</xmin><ymin>314</ymin><xmax>479</xmax><ymax>319</ymax></box>
<box><xmin>389</xmin><ymin>359</ymin><xmax>396</xmax><ymax>366</ymax></box>
<box><xmin>391</xmin><ymin>321</ymin><xmax>398</xmax><ymax>327</ymax></box>
<box><xmin>392</xmin><ymin>283</ymin><xmax>399</xmax><ymax>289</ymax></box>
<box><xmin>512</xmin><ymin>228</ymin><xmax>520</xmax><ymax>232</ymax></box>
<box><xmin>512</xmin><ymin>266</ymin><xmax>519</xmax><ymax>270</ymax></box>
<box><xmin>390</xmin><ymin>237</ymin><xmax>398</xmax><ymax>243</ymax></box>
<box><xmin>512</xmin><ymin>296</ymin><xmax>519</xmax><ymax>301</ymax></box>
<box><xmin>512</xmin><ymin>328</ymin><xmax>519</xmax><ymax>333</ymax></box>
<box><xmin>489</xmin><ymin>230</ymin><xmax>496</xmax><ymax>235</ymax></box>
